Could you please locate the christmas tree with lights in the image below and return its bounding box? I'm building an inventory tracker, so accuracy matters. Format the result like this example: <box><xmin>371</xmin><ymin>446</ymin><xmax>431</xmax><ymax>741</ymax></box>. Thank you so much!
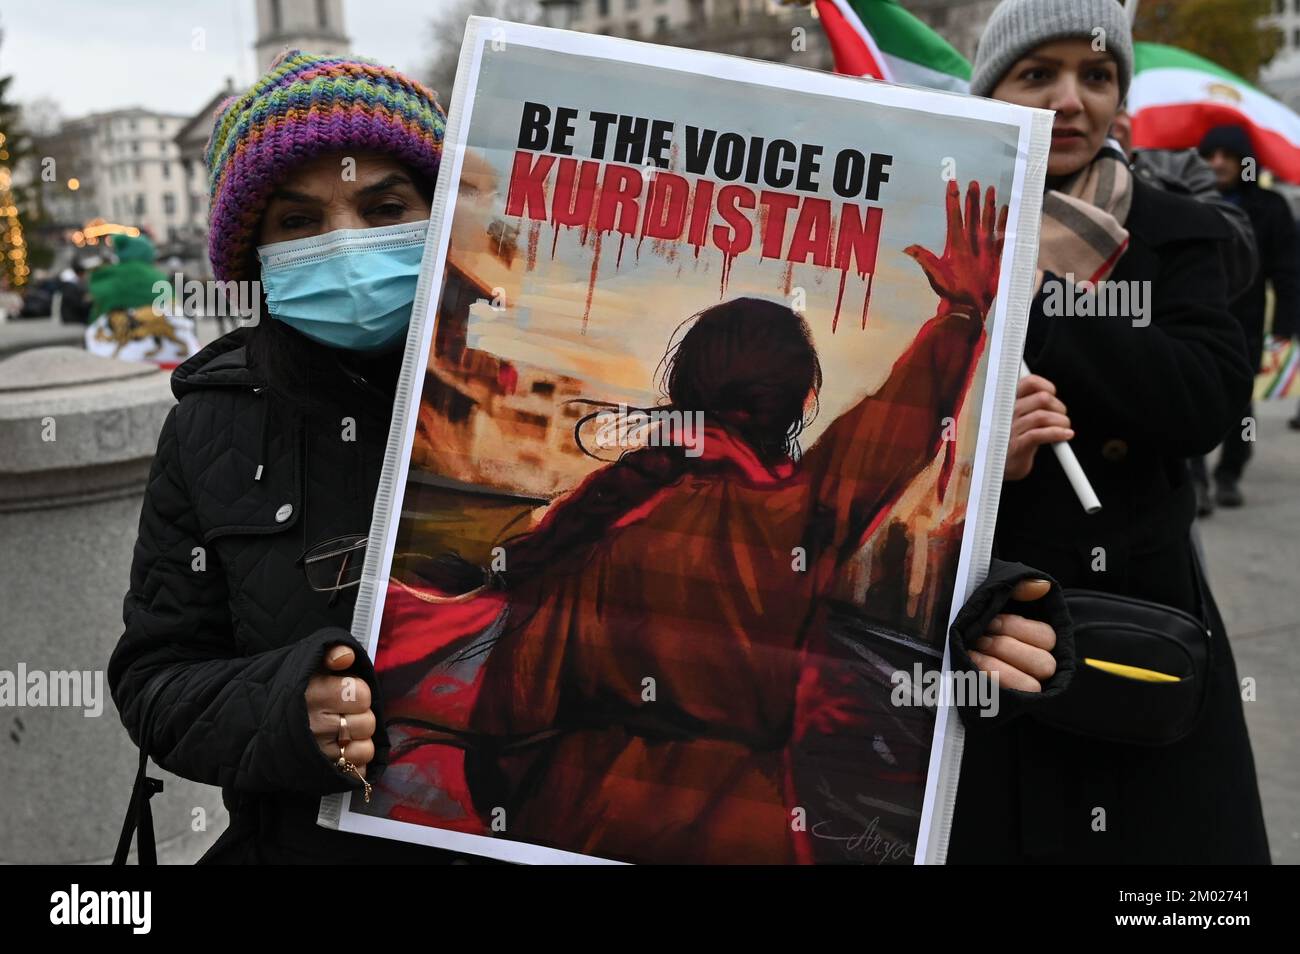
<box><xmin>0</xmin><ymin>29</ymin><xmax>31</xmax><ymax>290</ymax></box>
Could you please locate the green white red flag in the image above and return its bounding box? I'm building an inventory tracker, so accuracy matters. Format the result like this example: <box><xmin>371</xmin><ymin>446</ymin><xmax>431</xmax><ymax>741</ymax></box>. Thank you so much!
<box><xmin>1256</xmin><ymin>338</ymin><xmax>1300</xmax><ymax>399</ymax></box>
<box><xmin>813</xmin><ymin>0</ymin><xmax>970</xmax><ymax>93</ymax></box>
<box><xmin>813</xmin><ymin>3</ymin><xmax>1300</xmax><ymax>183</ymax></box>
<box><xmin>1129</xmin><ymin>41</ymin><xmax>1300</xmax><ymax>184</ymax></box>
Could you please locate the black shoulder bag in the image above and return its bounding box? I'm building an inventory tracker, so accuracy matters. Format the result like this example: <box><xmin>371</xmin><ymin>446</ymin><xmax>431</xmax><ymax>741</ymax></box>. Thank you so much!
<box><xmin>1031</xmin><ymin>542</ymin><xmax>1214</xmax><ymax>747</ymax></box>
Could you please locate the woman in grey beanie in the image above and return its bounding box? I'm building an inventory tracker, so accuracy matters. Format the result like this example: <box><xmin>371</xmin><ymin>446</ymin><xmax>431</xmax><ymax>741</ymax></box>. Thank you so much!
<box><xmin>974</xmin><ymin>0</ymin><xmax>1133</xmax><ymax>178</ymax></box>
<box><xmin>949</xmin><ymin>0</ymin><xmax>1271</xmax><ymax>864</ymax></box>
<box><xmin>970</xmin><ymin>0</ymin><xmax>1134</xmax><ymax>101</ymax></box>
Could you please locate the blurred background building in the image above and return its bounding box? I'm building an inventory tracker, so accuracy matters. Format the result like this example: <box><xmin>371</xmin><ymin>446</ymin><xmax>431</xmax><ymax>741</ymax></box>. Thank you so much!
<box><xmin>172</xmin><ymin>83</ymin><xmax>237</xmax><ymax>276</ymax></box>
<box><xmin>538</xmin><ymin>0</ymin><xmax>998</xmax><ymax>64</ymax></box>
<box><xmin>65</xmin><ymin>110</ymin><xmax>189</xmax><ymax>248</ymax></box>
<box><xmin>20</xmin><ymin>0</ymin><xmax>352</xmax><ymax>280</ymax></box>
<box><xmin>541</xmin><ymin>0</ymin><xmax>832</xmax><ymax>67</ymax></box>
<box><xmin>254</xmin><ymin>0</ymin><xmax>350</xmax><ymax>71</ymax></box>
<box><xmin>1262</xmin><ymin>0</ymin><xmax>1300</xmax><ymax>111</ymax></box>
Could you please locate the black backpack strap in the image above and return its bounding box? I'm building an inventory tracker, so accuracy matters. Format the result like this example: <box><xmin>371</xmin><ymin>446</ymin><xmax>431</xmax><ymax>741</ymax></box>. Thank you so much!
<box><xmin>113</xmin><ymin>677</ymin><xmax>170</xmax><ymax>866</ymax></box>
<box><xmin>113</xmin><ymin>738</ymin><xmax>164</xmax><ymax>865</ymax></box>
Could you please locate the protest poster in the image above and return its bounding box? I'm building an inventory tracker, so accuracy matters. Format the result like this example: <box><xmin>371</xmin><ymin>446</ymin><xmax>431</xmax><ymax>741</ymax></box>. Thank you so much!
<box><xmin>318</xmin><ymin>16</ymin><xmax>1051</xmax><ymax>864</ymax></box>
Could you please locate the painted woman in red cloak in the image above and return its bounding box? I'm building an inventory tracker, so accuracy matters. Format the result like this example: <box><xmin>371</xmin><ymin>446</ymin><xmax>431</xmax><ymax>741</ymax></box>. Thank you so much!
<box><xmin>375</xmin><ymin>179</ymin><xmax>1046</xmax><ymax>863</ymax></box>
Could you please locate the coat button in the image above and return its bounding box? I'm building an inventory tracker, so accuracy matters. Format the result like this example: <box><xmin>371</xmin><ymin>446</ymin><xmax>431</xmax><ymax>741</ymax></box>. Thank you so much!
<box><xmin>275</xmin><ymin>503</ymin><xmax>294</xmax><ymax>523</ymax></box>
<box><xmin>1101</xmin><ymin>439</ymin><xmax>1128</xmax><ymax>462</ymax></box>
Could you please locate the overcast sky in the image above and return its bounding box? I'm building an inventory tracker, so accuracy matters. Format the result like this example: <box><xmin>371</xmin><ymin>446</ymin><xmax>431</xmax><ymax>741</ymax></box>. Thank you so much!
<box><xmin>0</xmin><ymin>0</ymin><xmax>444</xmax><ymax>119</ymax></box>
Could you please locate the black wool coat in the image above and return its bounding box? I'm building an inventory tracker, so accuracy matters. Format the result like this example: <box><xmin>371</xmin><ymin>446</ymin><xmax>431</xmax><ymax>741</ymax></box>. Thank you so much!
<box><xmin>948</xmin><ymin>176</ymin><xmax>1272</xmax><ymax>864</ymax></box>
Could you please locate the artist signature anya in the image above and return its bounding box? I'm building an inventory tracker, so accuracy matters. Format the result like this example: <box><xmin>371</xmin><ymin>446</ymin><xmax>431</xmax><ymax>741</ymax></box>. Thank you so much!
<box><xmin>810</xmin><ymin>816</ymin><xmax>913</xmax><ymax>864</ymax></box>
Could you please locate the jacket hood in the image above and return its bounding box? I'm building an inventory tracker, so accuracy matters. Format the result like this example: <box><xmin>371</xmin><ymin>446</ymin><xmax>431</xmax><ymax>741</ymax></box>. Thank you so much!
<box><xmin>171</xmin><ymin>326</ymin><xmax>263</xmax><ymax>399</ymax></box>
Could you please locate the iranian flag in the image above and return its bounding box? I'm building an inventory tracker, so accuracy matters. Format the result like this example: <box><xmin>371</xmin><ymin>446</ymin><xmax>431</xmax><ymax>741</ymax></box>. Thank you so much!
<box><xmin>1130</xmin><ymin>41</ymin><xmax>1300</xmax><ymax>184</ymax></box>
<box><xmin>813</xmin><ymin>0</ymin><xmax>971</xmax><ymax>93</ymax></box>
<box><xmin>1256</xmin><ymin>337</ymin><xmax>1300</xmax><ymax>400</ymax></box>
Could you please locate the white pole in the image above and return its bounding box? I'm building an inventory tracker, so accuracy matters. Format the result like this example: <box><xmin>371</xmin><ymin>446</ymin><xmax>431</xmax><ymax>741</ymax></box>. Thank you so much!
<box><xmin>1019</xmin><ymin>360</ymin><xmax>1103</xmax><ymax>514</ymax></box>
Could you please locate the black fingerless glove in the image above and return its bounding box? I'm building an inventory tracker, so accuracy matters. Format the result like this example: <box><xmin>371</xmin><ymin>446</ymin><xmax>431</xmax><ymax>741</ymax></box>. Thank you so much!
<box><xmin>947</xmin><ymin>559</ymin><xmax>1076</xmax><ymax>731</ymax></box>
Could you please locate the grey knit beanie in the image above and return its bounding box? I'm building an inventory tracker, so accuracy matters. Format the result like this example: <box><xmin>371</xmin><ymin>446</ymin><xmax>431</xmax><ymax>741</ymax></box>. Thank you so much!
<box><xmin>971</xmin><ymin>0</ymin><xmax>1134</xmax><ymax>100</ymax></box>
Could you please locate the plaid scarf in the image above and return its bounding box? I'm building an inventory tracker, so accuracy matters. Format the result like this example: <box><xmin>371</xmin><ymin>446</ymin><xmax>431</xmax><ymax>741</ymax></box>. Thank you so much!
<box><xmin>1039</xmin><ymin>142</ymin><xmax>1134</xmax><ymax>285</ymax></box>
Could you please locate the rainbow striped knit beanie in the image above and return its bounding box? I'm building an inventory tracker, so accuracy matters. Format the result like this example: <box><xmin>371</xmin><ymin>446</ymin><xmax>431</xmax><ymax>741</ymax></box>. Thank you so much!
<box><xmin>204</xmin><ymin>49</ymin><xmax>446</xmax><ymax>282</ymax></box>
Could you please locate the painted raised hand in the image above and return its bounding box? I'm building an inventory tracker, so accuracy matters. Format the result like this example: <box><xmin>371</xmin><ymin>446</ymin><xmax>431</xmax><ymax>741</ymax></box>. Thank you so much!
<box><xmin>904</xmin><ymin>179</ymin><xmax>1009</xmax><ymax>321</ymax></box>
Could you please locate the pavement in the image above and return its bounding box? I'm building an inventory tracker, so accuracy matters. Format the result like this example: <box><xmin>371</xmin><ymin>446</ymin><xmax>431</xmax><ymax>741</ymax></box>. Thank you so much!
<box><xmin>0</xmin><ymin>316</ymin><xmax>86</xmax><ymax>357</ymax></box>
<box><xmin>1197</xmin><ymin>398</ymin><xmax>1300</xmax><ymax>865</ymax></box>
<box><xmin>0</xmin><ymin>313</ymin><xmax>240</xmax><ymax>358</ymax></box>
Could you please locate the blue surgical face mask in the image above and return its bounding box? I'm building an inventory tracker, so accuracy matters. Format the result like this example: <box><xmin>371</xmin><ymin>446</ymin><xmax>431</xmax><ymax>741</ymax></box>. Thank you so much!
<box><xmin>257</xmin><ymin>219</ymin><xmax>429</xmax><ymax>352</ymax></box>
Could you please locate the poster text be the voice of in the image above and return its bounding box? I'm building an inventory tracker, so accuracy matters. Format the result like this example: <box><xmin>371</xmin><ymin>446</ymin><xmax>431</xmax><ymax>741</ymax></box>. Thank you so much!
<box><xmin>504</xmin><ymin>102</ymin><xmax>894</xmax><ymax>277</ymax></box>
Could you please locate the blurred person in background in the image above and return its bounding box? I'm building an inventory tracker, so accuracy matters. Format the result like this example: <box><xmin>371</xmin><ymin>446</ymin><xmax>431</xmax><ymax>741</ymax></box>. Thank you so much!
<box><xmin>87</xmin><ymin>233</ymin><xmax>167</xmax><ymax>323</ymax></box>
<box><xmin>57</xmin><ymin>259</ymin><xmax>92</xmax><ymax>324</ymax></box>
<box><xmin>1196</xmin><ymin>124</ymin><xmax>1300</xmax><ymax>508</ymax></box>
<box><xmin>1111</xmin><ymin>111</ymin><xmax>1260</xmax><ymax>514</ymax></box>
<box><xmin>0</xmin><ymin>274</ymin><xmax>22</xmax><ymax>321</ymax></box>
<box><xmin>1111</xmin><ymin>109</ymin><xmax>1258</xmax><ymax>309</ymax></box>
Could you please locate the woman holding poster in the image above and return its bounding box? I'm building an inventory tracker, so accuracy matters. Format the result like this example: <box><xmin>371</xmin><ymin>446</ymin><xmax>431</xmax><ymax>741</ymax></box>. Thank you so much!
<box><xmin>108</xmin><ymin>41</ymin><xmax>1065</xmax><ymax>865</ymax></box>
<box><xmin>949</xmin><ymin>0</ymin><xmax>1270</xmax><ymax>865</ymax></box>
<box><xmin>107</xmin><ymin>51</ymin><xmax>475</xmax><ymax>864</ymax></box>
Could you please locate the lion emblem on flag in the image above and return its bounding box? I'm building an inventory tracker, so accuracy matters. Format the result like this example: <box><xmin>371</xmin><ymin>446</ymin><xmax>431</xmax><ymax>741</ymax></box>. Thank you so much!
<box><xmin>1205</xmin><ymin>81</ymin><xmax>1243</xmax><ymax>104</ymax></box>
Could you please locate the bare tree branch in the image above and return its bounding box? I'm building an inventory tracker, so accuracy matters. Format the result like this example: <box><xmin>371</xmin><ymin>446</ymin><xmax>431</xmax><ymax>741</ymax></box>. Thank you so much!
<box><xmin>422</xmin><ymin>0</ymin><xmax>540</xmax><ymax>106</ymax></box>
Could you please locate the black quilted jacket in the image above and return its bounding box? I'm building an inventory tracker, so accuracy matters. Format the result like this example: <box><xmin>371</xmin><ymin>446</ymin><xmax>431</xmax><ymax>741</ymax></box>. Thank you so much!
<box><xmin>109</xmin><ymin>327</ymin><xmax>462</xmax><ymax>863</ymax></box>
<box><xmin>108</xmin><ymin>327</ymin><xmax>1071</xmax><ymax>865</ymax></box>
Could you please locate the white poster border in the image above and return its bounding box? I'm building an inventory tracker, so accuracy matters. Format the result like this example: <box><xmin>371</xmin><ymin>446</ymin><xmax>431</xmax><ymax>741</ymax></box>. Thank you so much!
<box><xmin>319</xmin><ymin>16</ymin><xmax>1051</xmax><ymax>866</ymax></box>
